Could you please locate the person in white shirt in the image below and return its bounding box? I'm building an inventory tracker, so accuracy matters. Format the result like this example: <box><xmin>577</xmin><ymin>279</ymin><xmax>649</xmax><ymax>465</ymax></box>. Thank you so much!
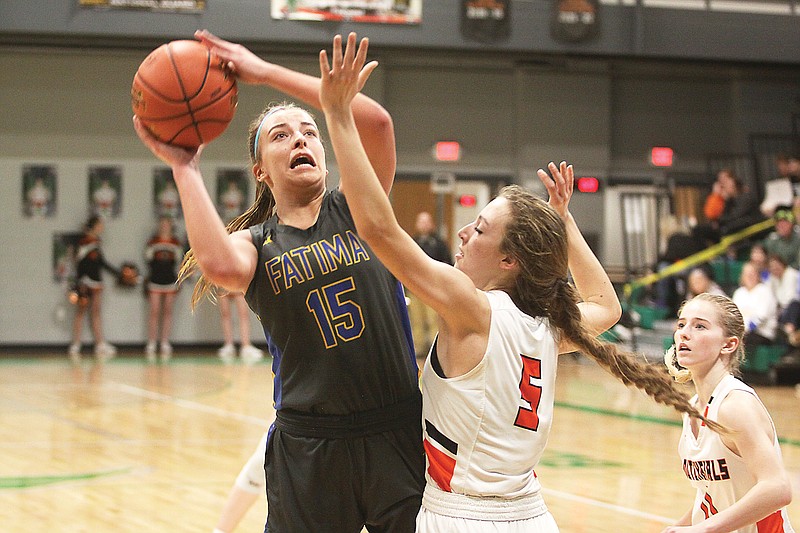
<box><xmin>767</xmin><ymin>253</ymin><xmax>800</xmax><ymax>348</ymax></box>
<box><xmin>732</xmin><ymin>261</ymin><xmax>778</xmax><ymax>352</ymax></box>
<box><xmin>767</xmin><ymin>254</ymin><xmax>799</xmax><ymax>314</ymax></box>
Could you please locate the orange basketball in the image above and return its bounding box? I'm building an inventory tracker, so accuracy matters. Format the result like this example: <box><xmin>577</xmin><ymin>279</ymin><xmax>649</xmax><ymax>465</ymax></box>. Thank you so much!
<box><xmin>132</xmin><ymin>40</ymin><xmax>238</xmax><ymax>149</ymax></box>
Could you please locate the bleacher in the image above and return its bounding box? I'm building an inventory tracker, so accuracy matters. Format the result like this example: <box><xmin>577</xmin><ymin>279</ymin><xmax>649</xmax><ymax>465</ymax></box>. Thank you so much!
<box><xmin>616</xmin><ymin>241</ymin><xmax>800</xmax><ymax>384</ymax></box>
<box><xmin>603</xmin><ymin>115</ymin><xmax>800</xmax><ymax>383</ymax></box>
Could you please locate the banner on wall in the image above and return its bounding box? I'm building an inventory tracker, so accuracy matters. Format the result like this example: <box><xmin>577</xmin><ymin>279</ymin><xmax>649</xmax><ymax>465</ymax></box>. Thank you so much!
<box><xmin>153</xmin><ymin>167</ymin><xmax>183</xmax><ymax>219</ymax></box>
<box><xmin>271</xmin><ymin>0</ymin><xmax>422</xmax><ymax>24</ymax></box>
<box><xmin>216</xmin><ymin>168</ymin><xmax>250</xmax><ymax>225</ymax></box>
<box><xmin>461</xmin><ymin>0</ymin><xmax>510</xmax><ymax>43</ymax></box>
<box><xmin>89</xmin><ymin>165</ymin><xmax>123</xmax><ymax>219</ymax></box>
<box><xmin>78</xmin><ymin>0</ymin><xmax>205</xmax><ymax>12</ymax></box>
<box><xmin>53</xmin><ymin>232</ymin><xmax>82</xmax><ymax>284</ymax></box>
<box><xmin>550</xmin><ymin>0</ymin><xmax>599</xmax><ymax>43</ymax></box>
<box><xmin>22</xmin><ymin>164</ymin><xmax>57</xmax><ymax>219</ymax></box>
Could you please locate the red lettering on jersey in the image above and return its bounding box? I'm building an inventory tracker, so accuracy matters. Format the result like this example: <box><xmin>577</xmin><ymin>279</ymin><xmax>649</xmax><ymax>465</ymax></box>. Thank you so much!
<box><xmin>514</xmin><ymin>355</ymin><xmax>542</xmax><ymax>431</ymax></box>
<box><xmin>700</xmin><ymin>492</ymin><xmax>718</xmax><ymax>519</ymax></box>
<box><xmin>423</xmin><ymin>439</ymin><xmax>456</xmax><ymax>492</ymax></box>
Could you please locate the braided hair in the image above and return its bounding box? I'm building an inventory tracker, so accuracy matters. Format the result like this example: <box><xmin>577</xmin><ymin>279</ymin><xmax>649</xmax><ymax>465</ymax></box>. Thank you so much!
<box><xmin>498</xmin><ymin>185</ymin><xmax>723</xmax><ymax>431</ymax></box>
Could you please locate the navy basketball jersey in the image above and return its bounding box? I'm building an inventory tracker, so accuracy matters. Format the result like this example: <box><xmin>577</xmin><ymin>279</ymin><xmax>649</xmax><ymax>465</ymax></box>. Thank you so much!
<box><xmin>246</xmin><ymin>189</ymin><xmax>419</xmax><ymax>415</ymax></box>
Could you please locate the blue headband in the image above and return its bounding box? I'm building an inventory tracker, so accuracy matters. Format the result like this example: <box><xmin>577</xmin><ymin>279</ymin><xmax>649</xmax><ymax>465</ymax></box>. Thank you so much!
<box><xmin>252</xmin><ymin>108</ymin><xmax>282</xmax><ymax>160</ymax></box>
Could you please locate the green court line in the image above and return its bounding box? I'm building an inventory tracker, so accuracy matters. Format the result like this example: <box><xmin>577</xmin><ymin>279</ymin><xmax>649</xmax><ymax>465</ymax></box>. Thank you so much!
<box><xmin>555</xmin><ymin>401</ymin><xmax>800</xmax><ymax>448</ymax></box>
<box><xmin>539</xmin><ymin>450</ymin><xmax>623</xmax><ymax>469</ymax></box>
<box><xmin>0</xmin><ymin>467</ymin><xmax>132</xmax><ymax>490</ymax></box>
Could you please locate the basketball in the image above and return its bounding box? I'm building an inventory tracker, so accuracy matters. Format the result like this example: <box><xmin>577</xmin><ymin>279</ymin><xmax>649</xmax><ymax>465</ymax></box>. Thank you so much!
<box><xmin>131</xmin><ymin>40</ymin><xmax>238</xmax><ymax>149</ymax></box>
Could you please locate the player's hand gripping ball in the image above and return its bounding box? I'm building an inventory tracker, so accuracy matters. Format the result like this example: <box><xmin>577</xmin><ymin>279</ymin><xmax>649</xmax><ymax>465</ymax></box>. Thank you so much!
<box><xmin>131</xmin><ymin>40</ymin><xmax>238</xmax><ymax>148</ymax></box>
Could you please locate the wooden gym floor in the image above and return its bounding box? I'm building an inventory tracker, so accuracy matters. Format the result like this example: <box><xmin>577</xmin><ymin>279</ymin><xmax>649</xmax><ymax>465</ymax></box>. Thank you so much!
<box><xmin>0</xmin><ymin>350</ymin><xmax>797</xmax><ymax>532</ymax></box>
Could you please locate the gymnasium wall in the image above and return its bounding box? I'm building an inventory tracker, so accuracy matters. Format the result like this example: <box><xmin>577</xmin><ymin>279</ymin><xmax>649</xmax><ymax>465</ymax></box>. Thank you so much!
<box><xmin>2</xmin><ymin>1</ymin><xmax>800</xmax><ymax>65</ymax></box>
<box><xmin>1</xmin><ymin>5</ymin><xmax>800</xmax><ymax>347</ymax></box>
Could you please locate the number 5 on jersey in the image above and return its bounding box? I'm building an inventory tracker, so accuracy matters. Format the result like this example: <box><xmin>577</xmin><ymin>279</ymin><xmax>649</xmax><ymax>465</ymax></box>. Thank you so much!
<box><xmin>514</xmin><ymin>355</ymin><xmax>542</xmax><ymax>431</ymax></box>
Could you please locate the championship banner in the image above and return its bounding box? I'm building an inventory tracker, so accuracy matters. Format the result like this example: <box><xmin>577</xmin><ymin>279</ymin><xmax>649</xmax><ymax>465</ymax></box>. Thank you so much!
<box><xmin>550</xmin><ymin>0</ymin><xmax>599</xmax><ymax>43</ymax></box>
<box><xmin>271</xmin><ymin>0</ymin><xmax>422</xmax><ymax>24</ymax></box>
<box><xmin>461</xmin><ymin>0</ymin><xmax>510</xmax><ymax>43</ymax></box>
<box><xmin>78</xmin><ymin>0</ymin><xmax>205</xmax><ymax>12</ymax></box>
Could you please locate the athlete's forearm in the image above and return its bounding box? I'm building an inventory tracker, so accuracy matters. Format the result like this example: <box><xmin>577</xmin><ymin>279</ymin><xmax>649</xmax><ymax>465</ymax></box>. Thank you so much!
<box><xmin>701</xmin><ymin>479</ymin><xmax>792</xmax><ymax>533</ymax></box>
<box><xmin>565</xmin><ymin>212</ymin><xmax>621</xmax><ymax>334</ymax></box>
<box><xmin>171</xmin><ymin>164</ymin><xmax>253</xmax><ymax>291</ymax></box>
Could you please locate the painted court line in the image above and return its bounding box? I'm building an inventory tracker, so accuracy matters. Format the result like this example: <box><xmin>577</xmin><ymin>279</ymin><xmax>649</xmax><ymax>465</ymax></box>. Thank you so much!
<box><xmin>555</xmin><ymin>401</ymin><xmax>800</xmax><ymax>448</ymax></box>
<box><xmin>542</xmin><ymin>487</ymin><xmax>674</xmax><ymax>524</ymax></box>
<box><xmin>113</xmin><ymin>382</ymin><xmax>676</xmax><ymax>524</ymax></box>
<box><xmin>109</xmin><ymin>382</ymin><xmax>272</xmax><ymax>426</ymax></box>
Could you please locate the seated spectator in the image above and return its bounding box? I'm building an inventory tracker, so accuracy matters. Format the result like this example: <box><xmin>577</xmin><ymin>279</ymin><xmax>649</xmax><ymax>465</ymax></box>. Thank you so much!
<box><xmin>766</xmin><ymin>253</ymin><xmax>800</xmax><ymax>348</ymax></box>
<box><xmin>703</xmin><ymin>173</ymin><xmax>726</xmax><ymax>223</ymax></box>
<box><xmin>693</xmin><ymin>168</ymin><xmax>763</xmax><ymax>246</ymax></box>
<box><xmin>767</xmin><ymin>253</ymin><xmax>799</xmax><ymax>313</ymax></box>
<box><xmin>655</xmin><ymin>226</ymin><xmax>709</xmax><ymax>314</ymax></box>
<box><xmin>686</xmin><ymin>265</ymin><xmax>727</xmax><ymax>299</ymax></box>
<box><xmin>762</xmin><ymin>205</ymin><xmax>800</xmax><ymax>269</ymax></box>
<box><xmin>716</xmin><ymin>168</ymin><xmax>764</xmax><ymax>238</ymax></box>
<box><xmin>785</xmin><ymin>153</ymin><xmax>800</xmax><ymax>221</ymax></box>
<box><xmin>760</xmin><ymin>153</ymin><xmax>794</xmax><ymax>218</ymax></box>
<box><xmin>749</xmin><ymin>242</ymin><xmax>770</xmax><ymax>282</ymax></box>
<box><xmin>732</xmin><ymin>261</ymin><xmax>779</xmax><ymax>353</ymax></box>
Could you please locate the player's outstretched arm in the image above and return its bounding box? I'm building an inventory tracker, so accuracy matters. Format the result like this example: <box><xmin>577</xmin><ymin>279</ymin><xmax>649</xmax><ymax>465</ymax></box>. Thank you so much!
<box><xmin>319</xmin><ymin>33</ymin><xmax>485</xmax><ymax>342</ymax></box>
<box><xmin>538</xmin><ymin>161</ymin><xmax>621</xmax><ymax>353</ymax></box>
<box><xmin>133</xmin><ymin>117</ymin><xmax>257</xmax><ymax>293</ymax></box>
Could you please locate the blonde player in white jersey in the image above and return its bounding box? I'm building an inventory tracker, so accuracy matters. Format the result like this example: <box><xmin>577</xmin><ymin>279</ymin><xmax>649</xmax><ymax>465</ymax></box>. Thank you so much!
<box><xmin>319</xmin><ymin>32</ymin><xmax>716</xmax><ymax>532</ymax></box>
<box><xmin>664</xmin><ymin>293</ymin><xmax>794</xmax><ymax>533</ymax></box>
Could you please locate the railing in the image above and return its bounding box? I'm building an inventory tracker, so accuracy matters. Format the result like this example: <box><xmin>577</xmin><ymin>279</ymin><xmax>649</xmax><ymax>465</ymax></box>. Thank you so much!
<box><xmin>622</xmin><ymin>217</ymin><xmax>775</xmax><ymax>299</ymax></box>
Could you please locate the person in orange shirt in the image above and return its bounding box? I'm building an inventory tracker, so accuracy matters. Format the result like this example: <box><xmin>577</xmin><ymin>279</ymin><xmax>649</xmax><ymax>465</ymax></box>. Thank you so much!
<box><xmin>703</xmin><ymin>174</ymin><xmax>726</xmax><ymax>222</ymax></box>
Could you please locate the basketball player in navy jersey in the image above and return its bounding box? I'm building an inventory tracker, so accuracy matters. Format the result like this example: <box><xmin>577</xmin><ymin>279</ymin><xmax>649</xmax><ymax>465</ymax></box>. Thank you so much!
<box><xmin>134</xmin><ymin>30</ymin><xmax>423</xmax><ymax>532</ymax></box>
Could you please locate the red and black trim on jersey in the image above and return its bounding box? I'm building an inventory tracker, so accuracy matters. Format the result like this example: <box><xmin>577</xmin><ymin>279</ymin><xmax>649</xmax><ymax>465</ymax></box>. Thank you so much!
<box><xmin>423</xmin><ymin>419</ymin><xmax>458</xmax><ymax>492</ymax></box>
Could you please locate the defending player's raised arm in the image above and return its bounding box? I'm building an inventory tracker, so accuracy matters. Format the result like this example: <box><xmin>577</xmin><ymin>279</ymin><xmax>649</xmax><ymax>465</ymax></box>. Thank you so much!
<box><xmin>538</xmin><ymin>162</ymin><xmax>621</xmax><ymax>353</ymax></box>
<box><xmin>133</xmin><ymin>117</ymin><xmax>257</xmax><ymax>294</ymax></box>
<box><xmin>319</xmin><ymin>33</ymin><xmax>482</xmax><ymax>324</ymax></box>
<box><xmin>195</xmin><ymin>29</ymin><xmax>396</xmax><ymax>192</ymax></box>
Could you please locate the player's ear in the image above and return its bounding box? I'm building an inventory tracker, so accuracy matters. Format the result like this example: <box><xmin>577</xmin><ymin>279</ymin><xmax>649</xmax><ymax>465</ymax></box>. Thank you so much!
<box><xmin>252</xmin><ymin>164</ymin><xmax>270</xmax><ymax>185</ymax></box>
<box><xmin>720</xmin><ymin>336</ymin><xmax>739</xmax><ymax>356</ymax></box>
<box><xmin>500</xmin><ymin>254</ymin><xmax>518</xmax><ymax>272</ymax></box>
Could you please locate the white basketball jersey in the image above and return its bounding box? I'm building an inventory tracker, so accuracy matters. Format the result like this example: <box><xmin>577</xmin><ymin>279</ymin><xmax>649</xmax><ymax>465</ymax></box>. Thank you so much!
<box><xmin>420</xmin><ymin>290</ymin><xmax>558</xmax><ymax>500</ymax></box>
<box><xmin>678</xmin><ymin>374</ymin><xmax>794</xmax><ymax>533</ymax></box>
